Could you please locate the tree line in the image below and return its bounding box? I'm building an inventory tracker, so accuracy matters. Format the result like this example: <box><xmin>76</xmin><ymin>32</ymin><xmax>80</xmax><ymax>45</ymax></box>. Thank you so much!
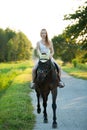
<box><xmin>0</xmin><ymin>1</ymin><xmax>86</xmax><ymax>63</ymax></box>
<box><xmin>0</xmin><ymin>28</ymin><xmax>32</xmax><ymax>62</ymax></box>
<box><xmin>52</xmin><ymin>1</ymin><xmax>87</xmax><ymax>63</ymax></box>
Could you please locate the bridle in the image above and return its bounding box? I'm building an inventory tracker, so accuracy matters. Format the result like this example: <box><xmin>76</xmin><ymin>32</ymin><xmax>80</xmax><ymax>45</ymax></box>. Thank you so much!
<box><xmin>36</xmin><ymin>58</ymin><xmax>55</xmax><ymax>85</ymax></box>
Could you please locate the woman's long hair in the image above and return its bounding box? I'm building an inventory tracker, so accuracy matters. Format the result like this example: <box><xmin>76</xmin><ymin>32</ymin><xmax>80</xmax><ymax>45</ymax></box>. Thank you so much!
<box><xmin>40</xmin><ymin>28</ymin><xmax>50</xmax><ymax>46</ymax></box>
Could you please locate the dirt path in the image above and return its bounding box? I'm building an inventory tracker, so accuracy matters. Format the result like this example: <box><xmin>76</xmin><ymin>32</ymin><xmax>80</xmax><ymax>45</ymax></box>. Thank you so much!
<box><xmin>31</xmin><ymin>71</ymin><xmax>87</xmax><ymax>130</ymax></box>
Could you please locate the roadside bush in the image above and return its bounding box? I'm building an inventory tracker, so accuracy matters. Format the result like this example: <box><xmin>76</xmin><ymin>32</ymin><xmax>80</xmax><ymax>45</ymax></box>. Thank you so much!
<box><xmin>72</xmin><ymin>59</ymin><xmax>78</xmax><ymax>67</ymax></box>
<box><xmin>77</xmin><ymin>63</ymin><xmax>87</xmax><ymax>71</ymax></box>
<box><xmin>72</xmin><ymin>59</ymin><xmax>87</xmax><ymax>71</ymax></box>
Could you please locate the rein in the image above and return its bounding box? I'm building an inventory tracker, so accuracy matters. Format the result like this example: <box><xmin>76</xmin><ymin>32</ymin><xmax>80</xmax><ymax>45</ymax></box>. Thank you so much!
<box><xmin>45</xmin><ymin>63</ymin><xmax>56</xmax><ymax>80</ymax></box>
<box><xmin>44</xmin><ymin>67</ymin><xmax>52</xmax><ymax>78</ymax></box>
<box><xmin>36</xmin><ymin>59</ymin><xmax>58</xmax><ymax>87</ymax></box>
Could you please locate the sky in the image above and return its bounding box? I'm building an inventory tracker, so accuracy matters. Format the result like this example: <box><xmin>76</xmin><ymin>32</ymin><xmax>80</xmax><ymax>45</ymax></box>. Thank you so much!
<box><xmin>0</xmin><ymin>0</ymin><xmax>85</xmax><ymax>47</ymax></box>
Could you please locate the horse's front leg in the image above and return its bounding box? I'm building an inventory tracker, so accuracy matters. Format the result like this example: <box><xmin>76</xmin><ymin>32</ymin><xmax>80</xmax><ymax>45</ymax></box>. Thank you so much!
<box><xmin>43</xmin><ymin>95</ymin><xmax>48</xmax><ymax>123</ymax></box>
<box><xmin>36</xmin><ymin>92</ymin><xmax>41</xmax><ymax>114</ymax></box>
<box><xmin>51</xmin><ymin>88</ymin><xmax>57</xmax><ymax>128</ymax></box>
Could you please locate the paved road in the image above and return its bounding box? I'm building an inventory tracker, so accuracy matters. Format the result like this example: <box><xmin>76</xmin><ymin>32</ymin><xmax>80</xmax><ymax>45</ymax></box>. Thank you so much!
<box><xmin>30</xmin><ymin>71</ymin><xmax>87</xmax><ymax>130</ymax></box>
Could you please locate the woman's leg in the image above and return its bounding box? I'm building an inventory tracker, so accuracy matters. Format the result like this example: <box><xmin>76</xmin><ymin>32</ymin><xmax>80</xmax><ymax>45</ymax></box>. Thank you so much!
<box><xmin>51</xmin><ymin>58</ymin><xmax>61</xmax><ymax>76</ymax></box>
<box><xmin>30</xmin><ymin>62</ymin><xmax>38</xmax><ymax>89</ymax></box>
<box><xmin>53</xmin><ymin>62</ymin><xmax>61</xmax><ymax>78</ymax></box>
<box><xmin>32</xmin><ymin>67</ymin><xmax>36</xmax><ymax>82</ymax></box>
<box><xmin>32</xmin><ymin>61</ymin><xmax>38</xmax><ymax>81</ymax></box>
<box><xmin>51</xmin><ymin>58</ymin><xmax>65</xmax><ymax>88</ymax></box>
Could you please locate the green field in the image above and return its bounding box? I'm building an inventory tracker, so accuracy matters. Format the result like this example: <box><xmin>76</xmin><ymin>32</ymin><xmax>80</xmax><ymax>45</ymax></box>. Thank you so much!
<box><xmin>62</xmin><ymin>63</ymin><xmax>87</xmax><ymax>80</ymax></box>
<box><xmin>0</xmin><ymin>60</ymin><xmax>35</xmax><ymax>130</ymax></box>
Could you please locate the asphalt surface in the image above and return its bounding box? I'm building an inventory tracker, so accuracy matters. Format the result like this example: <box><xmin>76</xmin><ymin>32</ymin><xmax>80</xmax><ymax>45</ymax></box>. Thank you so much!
<box><xmin>30</xmin><ymin>71</ymin><xmax>87</xmax><ymax>130</ymax></box>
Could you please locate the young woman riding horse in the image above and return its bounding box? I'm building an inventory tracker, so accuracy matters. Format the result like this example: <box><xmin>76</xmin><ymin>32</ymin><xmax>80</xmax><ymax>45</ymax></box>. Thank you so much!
<box><xmin>30</xmin><ymin>28</ymin><xmax>64</xmax><ymax>128</ymax></box>
<box><xmin>31</xmin><ymin>28</ymin><xmax>64</xmax><ymax>89</ymax></box>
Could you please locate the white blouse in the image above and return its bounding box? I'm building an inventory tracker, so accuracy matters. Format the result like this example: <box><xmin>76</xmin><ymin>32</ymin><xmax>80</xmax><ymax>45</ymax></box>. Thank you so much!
<box><xmin>39</xmin><ymin>41</ymin><xmax>50</xmax><ymax>54</ymax></box>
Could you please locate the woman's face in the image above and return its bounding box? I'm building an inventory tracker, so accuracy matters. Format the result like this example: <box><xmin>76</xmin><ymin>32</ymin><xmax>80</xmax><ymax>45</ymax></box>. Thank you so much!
<box><xmin>40</xmin><ymin>29</ymin><xmax>47</xmax><ymax>39</ymax></box>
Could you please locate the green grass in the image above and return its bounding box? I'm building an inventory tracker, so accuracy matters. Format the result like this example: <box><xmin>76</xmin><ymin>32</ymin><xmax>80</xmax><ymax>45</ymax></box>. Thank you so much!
<box><xmin>0</xmin><ymin>60</ymin><xmax>33</xmax><ymax>92</ymax></box>
<box><xmin>62</xmin><ymin>63</ymin><xmax>87</xmax><ymax>80</ymax></box>
<box><xmin>0</xmin><ymin>60</ymin><xmax>35</xmax><ymax>130</ymax></box>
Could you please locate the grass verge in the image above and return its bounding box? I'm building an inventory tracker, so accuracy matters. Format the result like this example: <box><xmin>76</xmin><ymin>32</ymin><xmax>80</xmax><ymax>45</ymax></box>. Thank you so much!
<box><xmin>62</xmin><ymin>63</ymin><xmax>87</xmax><ymax>80</ymax></box>
<box><xmin>0</xmin><ymin>60</ymin><xmax>33</xmax><ymax>92</ymax></box>
<box><xmin>0</xmin><ymin>74</ymin><xmax>35</xmax><ymax>130</ymax></box>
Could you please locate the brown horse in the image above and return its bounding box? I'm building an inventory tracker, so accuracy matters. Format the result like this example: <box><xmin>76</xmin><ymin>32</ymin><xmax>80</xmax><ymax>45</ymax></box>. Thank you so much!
<box><xmin>34</xmin><ymin>58</ymin><xmax>60</xmax><ymax>128</ymax></box>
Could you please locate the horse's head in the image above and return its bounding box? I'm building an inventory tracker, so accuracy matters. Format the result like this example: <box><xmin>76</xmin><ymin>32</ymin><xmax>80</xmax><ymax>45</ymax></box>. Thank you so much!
<box><xmin>36</xmin><ymin>59</ymin><xmax>51</xmax><ymax>85</ymax></box>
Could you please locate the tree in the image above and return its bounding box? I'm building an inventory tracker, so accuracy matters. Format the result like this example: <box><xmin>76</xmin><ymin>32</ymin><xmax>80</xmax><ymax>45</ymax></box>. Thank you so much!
<box><xmin>52</xmin><ymin>34</ymin><xmax>78</xmax><ymax>62</ymax></box>
<box><xmin>0</xmin><ymin>28</ymin><xmax>32</xmax><ymax>62</ymax></box>
<box><xmin>0</xmin><ymin>28</ymin><xmax>7</xmax><ymax>61</ymax></box>
<box><xmin>61</xmin><ymin>42</ymin><xmax>78</xmax><ymax>63</ymax></box>
<box><xmin>16</xmin><ymin>32</ymin><xmax>32</xmax><ymax>60</ymax></box>
<box><xmin>63</xmin><ymin>1</ymin><xmax>87</xmax><ymax>62</ymax></box>
<box><xmin>52</xmin><ymin>34</ymin><xmax>66</xmax><ymax>59</ymax></box>
<box><xmin>64</xmin><ymin>1</ymin><xmax>87</xmax><ymax>49</ymax></box>
<box><xmin>7</xmin><ymin>31</ymin><xmax>32</xmax><ymax>61</ymax></box>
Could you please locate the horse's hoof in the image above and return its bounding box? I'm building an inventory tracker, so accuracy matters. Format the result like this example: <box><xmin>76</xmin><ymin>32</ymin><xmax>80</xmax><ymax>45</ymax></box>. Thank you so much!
<box><xmin>52</xmin><ymin>122</ymin><xmax>57</xmax><ymax>128</ymax></box>
<box><xmin>37</xmin><ymin>108</ymin><xmax>41</xmax><ymax>114</ymax></box>
<box><xmin>44</xmin><ymin>118</ymin><xmax>48</xmax><ymax>123</ymax></box>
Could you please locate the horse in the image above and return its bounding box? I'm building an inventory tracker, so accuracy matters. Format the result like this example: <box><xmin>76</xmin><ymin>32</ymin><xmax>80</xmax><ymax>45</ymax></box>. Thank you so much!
<box><xmin>34</xmin><ymin>56</ymin><xmax>60</xmax><ymax>128</ymax></box>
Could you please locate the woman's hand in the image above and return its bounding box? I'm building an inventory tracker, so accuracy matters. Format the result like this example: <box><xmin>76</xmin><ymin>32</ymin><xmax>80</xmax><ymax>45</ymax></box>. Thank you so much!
<box><xmin>49</xmin><ymin>54</ymin><xmax>52</xmax><ymax>59</ymax></box>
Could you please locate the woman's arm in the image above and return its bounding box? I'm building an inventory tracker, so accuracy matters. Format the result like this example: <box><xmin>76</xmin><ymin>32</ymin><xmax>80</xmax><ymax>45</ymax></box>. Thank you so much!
<box><xmin>49</xmin><ymin>41</ymin><xmax>54</xmax><ymax>57</ymax></box>
<box><xmin>36</xmin><ymin>42</ymin><xmax>41</xmax><ymax>57</ymax></box>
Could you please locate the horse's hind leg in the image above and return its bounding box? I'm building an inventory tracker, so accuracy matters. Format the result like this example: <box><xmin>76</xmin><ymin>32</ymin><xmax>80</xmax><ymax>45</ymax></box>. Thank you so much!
<box><xmin>36</xmin><ymin>92</ymin><xmax>41</xmax><ymax>114</ymax></box>
<box><xmin>51</xmin><ymin>88</ymin><xmax>57</xmax><ymax>128</ymax></box>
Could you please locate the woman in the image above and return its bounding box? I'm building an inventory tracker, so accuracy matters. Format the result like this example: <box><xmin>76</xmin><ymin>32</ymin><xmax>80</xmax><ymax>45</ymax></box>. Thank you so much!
<box><xmin>30</xmin><ymin>28</ymin><xmax>64</xmax><ymax>89</ymax></box>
